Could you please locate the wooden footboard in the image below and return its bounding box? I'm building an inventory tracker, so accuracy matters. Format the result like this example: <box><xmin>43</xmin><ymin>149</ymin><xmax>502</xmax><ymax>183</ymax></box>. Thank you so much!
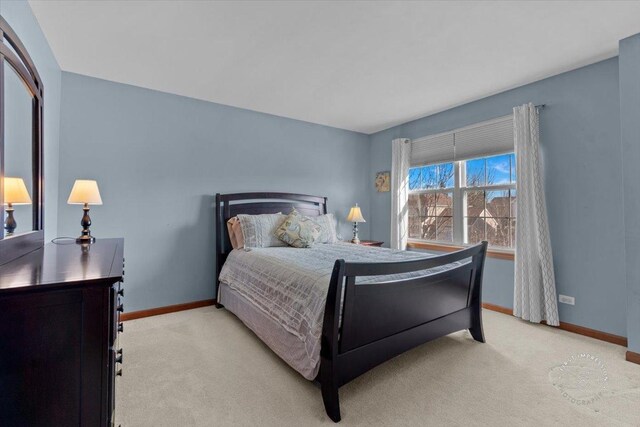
<box><xmin>319</xmin><ymin>242</ymin><xmax>488</xmax><ymax>422</ymax></box>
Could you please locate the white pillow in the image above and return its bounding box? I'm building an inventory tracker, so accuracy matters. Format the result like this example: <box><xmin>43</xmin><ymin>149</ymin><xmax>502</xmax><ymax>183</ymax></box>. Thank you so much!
<box><xmin>237</xmin><ymin>213</ymin><xmax>287</xmax><ymax>248</ymax></box>
<box><xmin>312</xmin><ymin>213</ymin><xmax>338</xmax><ymax>244</ymax></box>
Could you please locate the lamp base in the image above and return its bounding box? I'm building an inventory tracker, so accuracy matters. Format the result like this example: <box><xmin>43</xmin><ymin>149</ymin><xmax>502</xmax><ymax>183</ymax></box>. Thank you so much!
<box><xmin>4</xmin><ymin>207</ymin><xmax>16</xmax><ymax>235</ymax></box>
<box><xmin>76</xmin><ymin>235</ymin><xmax>96</xmax><ymax>244</ymax></box>
<box><xmin>351</xmin><ymin>222</ymin><xmax>360</xmax><ymax>244</ymax></box>
<box><xmin>76</xmin><ymin>204</ymin><xmax>95</xmax><ymax>244</ymax></box>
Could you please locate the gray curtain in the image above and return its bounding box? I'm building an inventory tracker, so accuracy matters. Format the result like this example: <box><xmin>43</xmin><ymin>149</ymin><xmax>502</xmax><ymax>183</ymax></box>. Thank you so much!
<box><xmin>390</xmin><ymin>138</ymin><xmax>411</xmax><ymax>250</ymax></box>
<box><xmin>513</xmin><ymin>103</ymin><xmax>559</xmax><ymax>326</ymax></box>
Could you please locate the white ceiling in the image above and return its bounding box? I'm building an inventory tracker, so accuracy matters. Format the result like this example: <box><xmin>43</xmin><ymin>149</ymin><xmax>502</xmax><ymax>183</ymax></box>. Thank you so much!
<box><xmin>29</xmin><ymin>1</ymin><xmax>640</xmax><ymax>134</ymax></box>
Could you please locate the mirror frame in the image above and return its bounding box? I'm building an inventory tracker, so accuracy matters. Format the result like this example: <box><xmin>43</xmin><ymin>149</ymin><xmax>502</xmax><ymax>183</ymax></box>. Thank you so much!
<box><xmin>0</xmin><ymin>15</ymin><xmax>44</xmax><ymax>265</ymax></box>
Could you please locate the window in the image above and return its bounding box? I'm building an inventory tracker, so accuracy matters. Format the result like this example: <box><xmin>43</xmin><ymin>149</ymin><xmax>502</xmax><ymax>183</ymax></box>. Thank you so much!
<box><xmin>404</xmin><ymin>115</ymin><xmax>515</xmax><ymax>250</ymax></box>
<box><xmin>408</xmin><ymin>153</ymin><xmax>516</xmax><ymax>250</ymax></box>
<box><xmin>408</xmin><ymin>163</ymin><xmax>455</xmax><ymax>243</ymax></box>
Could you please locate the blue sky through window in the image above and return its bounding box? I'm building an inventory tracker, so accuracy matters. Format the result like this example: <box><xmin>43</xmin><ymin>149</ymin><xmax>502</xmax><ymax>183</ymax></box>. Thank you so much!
<box><xmin>408</xmin><ymin>162</ymin><xmax>454</xmax><ymax>190</ymax></box>
<box><xmin>466</xmin><ymin>158</ymin><xmax>486</xmax><ymax>186</ymax></box>
<box><xmin>466</xmin><ymin>153</ymin><xmax>515</xmax><ymax>187</ymax></box>
<box><xmin>409</xmin><ymin>168</ymin><xmax>421</xmax><ymax>190</ymax></box>
<box><xmin>409</xmin><ymin>153</ymin><xmax>515</xmax><ymax>191</ymax></box>
<box><xmin>487</xmin><ymin>154</ymin><xmax>512</xmax><ymax>185</ymax></box>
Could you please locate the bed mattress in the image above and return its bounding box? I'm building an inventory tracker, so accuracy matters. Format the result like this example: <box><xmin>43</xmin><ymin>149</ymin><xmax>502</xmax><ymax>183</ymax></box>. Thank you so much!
<box><xmin>218</xmin><ymin>242</ymin><xmax>461</xmax><ymax>379</ymax></box>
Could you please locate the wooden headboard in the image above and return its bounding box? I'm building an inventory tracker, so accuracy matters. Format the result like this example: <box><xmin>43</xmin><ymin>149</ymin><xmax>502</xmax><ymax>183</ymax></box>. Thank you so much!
<box><xmin>214</xmin><ymin>192</ymin><xmax>327</xmax><ymax>290</ymax></box>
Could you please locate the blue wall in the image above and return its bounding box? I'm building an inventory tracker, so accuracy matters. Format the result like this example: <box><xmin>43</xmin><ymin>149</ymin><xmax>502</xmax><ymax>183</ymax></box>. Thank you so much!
<box><xmin>59</xmin><ymin>59</ymin><xmax>629</xmax><ymax>337</ymax></box>
<box><xmin>369</xmin><ymin>58</ymin><xmax>627</xmax><ymax>337</ymax></box>
<box><xmin>10</xmin><ymin>0</ymin><xmax>634</xmax><ymax>342</ymax></box>
<box><xmin>620</xmin><ymin>34</ymin><xmax>640</xmax><ymax>353</ymax></box>
<box><xmin>0</xmin><ymin>1</ymin><xmax>61</xmax><ymax>240</ymax></box>
<box><xmin>58</xmin><ymin>72</ymin><xmax>370</xmax><ymax>312</ymax></box>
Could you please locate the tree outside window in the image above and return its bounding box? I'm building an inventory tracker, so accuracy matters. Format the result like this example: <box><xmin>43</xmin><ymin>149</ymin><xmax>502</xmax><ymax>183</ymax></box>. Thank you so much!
<box><xmin>408</xmin><ymin>153</ymin><xmax>516</xmax><ymax>249</ymax></box>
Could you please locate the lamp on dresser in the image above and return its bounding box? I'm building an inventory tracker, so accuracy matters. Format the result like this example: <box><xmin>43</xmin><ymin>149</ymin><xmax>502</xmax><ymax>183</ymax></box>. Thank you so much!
<box><xmin>3</xmin><ymin>177</ymin><xmax>32</xmax><ymax>235</ymax></box>
<box><xmin>346</xmin><ymin>203</ymin><xmax>366</xmax><ymax>244</ymax></box>
<box><xmin>68</xmin><ymin>179</ymin><xmax>103</xmax><ymax>244</ymax></box>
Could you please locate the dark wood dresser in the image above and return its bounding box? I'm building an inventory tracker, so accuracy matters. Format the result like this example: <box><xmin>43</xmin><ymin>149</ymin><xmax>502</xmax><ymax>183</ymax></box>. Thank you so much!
<box><xmin>0</xmin><ymin>238</ymin><xmax>125</xmax><ymax>426</ymax></box>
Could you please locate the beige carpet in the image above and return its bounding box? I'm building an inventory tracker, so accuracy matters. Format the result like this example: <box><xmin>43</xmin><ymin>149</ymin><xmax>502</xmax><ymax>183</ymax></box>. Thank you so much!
<box><xmin>115</xmin><ymin>307</ymin><xmax>640</xmax><ymax>426</ymax></box>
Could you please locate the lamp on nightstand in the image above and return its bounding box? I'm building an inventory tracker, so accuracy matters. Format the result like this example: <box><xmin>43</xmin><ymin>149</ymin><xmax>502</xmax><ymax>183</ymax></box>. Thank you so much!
<box><xmin>67</xmin><ymin>179</ymin><xmax>102</xmax><ymax>244</ymax></box>
<box><xmin>346</xmin><ymin>204</ymin><xmax>366</xmax><ymax>244</ymax></box>
<box><xmin>3</xmin><ymin>177</ymin><xmax>32</xmax><ymax>235</ymax></box>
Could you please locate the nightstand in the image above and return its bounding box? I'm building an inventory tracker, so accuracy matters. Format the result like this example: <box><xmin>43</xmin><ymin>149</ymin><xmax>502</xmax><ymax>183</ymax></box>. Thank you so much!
<box><xmin>346</xmin><ymin>240</ymin><xmax>384</xmax><ymax>247</ymax></box>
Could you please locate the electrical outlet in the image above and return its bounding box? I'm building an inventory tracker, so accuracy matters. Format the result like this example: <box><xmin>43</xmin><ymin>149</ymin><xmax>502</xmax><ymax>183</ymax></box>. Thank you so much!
<box><xmin>559</xmin><ymin>294</ymin><xmax>575</xmax><ymax>305</ymax></box>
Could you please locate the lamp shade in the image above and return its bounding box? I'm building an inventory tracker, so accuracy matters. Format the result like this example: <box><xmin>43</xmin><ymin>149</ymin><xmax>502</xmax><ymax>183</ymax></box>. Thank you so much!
<box><xmin>346</xmin><ymin>204</ymin><xmax>366</xmax><ymax>223</ymax></box>
<box><xmin>67</xmin><ymin>180</ymin><xmax>103</xmax><ymax>205</ymax></box>
<box><xmin>3</xmin><ymin>177</ymin><xmax>32</xmax><ymax>205</ymax></box>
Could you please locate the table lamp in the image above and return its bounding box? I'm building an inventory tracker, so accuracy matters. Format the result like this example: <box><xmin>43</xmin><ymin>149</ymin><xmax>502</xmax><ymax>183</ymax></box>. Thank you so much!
<box><xmin>68</xmin><ymin>179</ymin><xmax>102</xmax><ymax>244</ymax></box>
<box><xmin>346</xmin><ymin>203</ymin><xmax>366</xmax><ymax>244</ymax></box>
<box><xmin>3</xmin><ymin>177</ymin><xmax>32</xmax><ymax>235</ymax></box>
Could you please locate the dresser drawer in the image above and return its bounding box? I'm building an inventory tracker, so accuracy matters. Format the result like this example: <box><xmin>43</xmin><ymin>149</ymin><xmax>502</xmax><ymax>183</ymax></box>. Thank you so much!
<box><xmin>107</xmin><ymin>346</ymin><xmax>123</xmax><ymax>427</ymax></box>
<box><xmin>109</xmin><ymin>291</ymin><xmax>124</xmax><ymax>346</ymax></box>
<box><xmin>108</xmin><ymin>257</ymin><xmax>125</xmax><ymax>425</ymax></box>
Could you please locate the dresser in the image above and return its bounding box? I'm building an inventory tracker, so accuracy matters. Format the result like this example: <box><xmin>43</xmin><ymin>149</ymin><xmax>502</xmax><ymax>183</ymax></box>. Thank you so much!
<box><xmin>0</xmin><ymin>238</ymin><xmax>125</xmax><ymax>426</ymax></box>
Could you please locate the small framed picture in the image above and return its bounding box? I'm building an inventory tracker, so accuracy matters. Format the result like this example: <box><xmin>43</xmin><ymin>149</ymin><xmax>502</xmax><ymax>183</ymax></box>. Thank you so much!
<box><xmin>375</xmin><ymin>171</ymin><xmax>390</xmax><ymax>192</ymax></box>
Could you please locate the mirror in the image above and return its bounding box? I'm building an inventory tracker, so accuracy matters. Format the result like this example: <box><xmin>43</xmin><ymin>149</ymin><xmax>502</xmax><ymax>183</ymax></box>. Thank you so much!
<box><xmin>0</xmin><ymin>15</ymin><xmax>44</xmax><ymax>265</ymax></box>
<box><xmin>3</xmin><ymin>62</ymin><xmax>34</xmax><ymax>236</ymax></box>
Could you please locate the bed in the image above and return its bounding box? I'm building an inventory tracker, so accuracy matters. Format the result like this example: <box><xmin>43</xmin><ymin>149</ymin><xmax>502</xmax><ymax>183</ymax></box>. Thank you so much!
<box><xmin>215</xmin><ymin>192</ymin><xmax>487</xmax><ymax>422</ymax></box>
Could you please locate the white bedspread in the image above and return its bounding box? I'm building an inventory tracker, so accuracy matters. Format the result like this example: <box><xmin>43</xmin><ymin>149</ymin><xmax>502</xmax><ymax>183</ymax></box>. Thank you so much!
<box><xmin>219</xmin><ymin>242</ymin><xmax>461</xmax><ymax>379</ymax></box>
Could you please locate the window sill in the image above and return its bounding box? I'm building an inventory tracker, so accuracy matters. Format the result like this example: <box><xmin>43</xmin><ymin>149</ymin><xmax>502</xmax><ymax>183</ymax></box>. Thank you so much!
<box><xmin>407</xmin><ymin>241</ymin><xmax>515</xmax><ymax>261</ymax></box>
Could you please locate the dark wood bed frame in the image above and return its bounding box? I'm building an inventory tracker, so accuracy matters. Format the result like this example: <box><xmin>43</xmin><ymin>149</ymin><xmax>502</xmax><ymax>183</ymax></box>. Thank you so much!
<box><xmin>215</xmin><ymin>192</ymin><xmax>488</xmax><ymax>423</ymax></box>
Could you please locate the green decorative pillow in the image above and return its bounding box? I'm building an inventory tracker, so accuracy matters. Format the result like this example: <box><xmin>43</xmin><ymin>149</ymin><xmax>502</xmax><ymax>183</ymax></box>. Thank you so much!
<box><xmin>275</xmin><ymin>210</ymin><xmax>322</xmax><ymax>248</ymax></box>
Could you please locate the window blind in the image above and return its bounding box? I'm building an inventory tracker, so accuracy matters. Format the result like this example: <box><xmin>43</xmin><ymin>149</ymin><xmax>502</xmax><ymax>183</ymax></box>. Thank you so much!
<box><xmin>410</xmin><ymin>132</ymin><xmax>454</xmax><ymax>167</ymax></box>
<box><xmin>410</xmin><ymin>115</ymin><xmax>513</xmax><ymax>166</ymax></box>
<box><xmin>454</xmin><ymin>115</ymin><xmax>513</xmax><ymax>161</ymax></box>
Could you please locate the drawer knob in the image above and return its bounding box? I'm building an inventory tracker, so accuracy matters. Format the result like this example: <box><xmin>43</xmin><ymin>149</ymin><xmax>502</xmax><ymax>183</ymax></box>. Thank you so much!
<box><xmin>116</xmin><ymin>369</ymin><xmax>122</xmax><ymax>377</ymax></box>
<box><xmin>117</xmin><ymin>288</ymin><xmax>124</xmax><ymax>297</ymax></box>
<box><xmin>116</xmin><ymin>350</ymin><xmax>123</xmax><ymax>364</ymax></box>
<box><xmin>118</xmin><ymin>322</ymin><xmax>124</xmax><ymax>333</ymax></box>
<box><xmin>117</xmin><ymin>304</ymin><xmax>124</xmax><ymax>312</ymax></box>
